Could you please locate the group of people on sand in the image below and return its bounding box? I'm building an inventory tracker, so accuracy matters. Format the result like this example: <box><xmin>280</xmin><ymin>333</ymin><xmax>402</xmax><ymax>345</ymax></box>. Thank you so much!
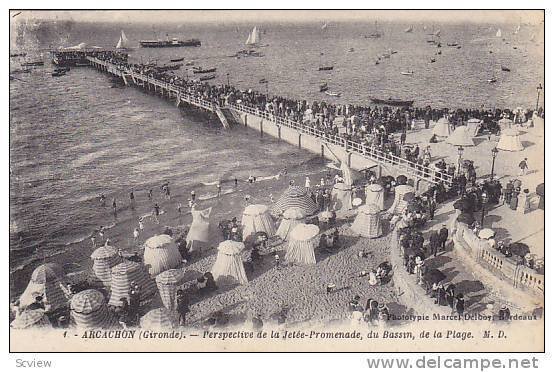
<box><xmin>348</xmin><ymin>295</ymin><xmax>390</xmax><ymax>326</ymax></box>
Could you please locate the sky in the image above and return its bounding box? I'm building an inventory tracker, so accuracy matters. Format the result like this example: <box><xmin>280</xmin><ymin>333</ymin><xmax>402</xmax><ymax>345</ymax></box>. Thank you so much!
<box><xmin>10</xmin><ymin>10</ymin><xmax>544</xmax><ymax>25</ymax></box>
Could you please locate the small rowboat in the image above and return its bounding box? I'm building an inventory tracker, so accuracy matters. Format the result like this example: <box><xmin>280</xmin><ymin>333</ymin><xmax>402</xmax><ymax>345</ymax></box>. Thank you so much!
<box><xmin>501</xmin><ymin>66</ymin><xmax>511</xmax><ymax>72</ymax></box>
<box><xmin>199</xmin><ymin>73</ymin><xmax>216</xmax><ymax>81</ymax></box>
<box><xmin>193</xmin><ymin>67</ymin><xmax>217</xmax><ymax>74</ymax></box>
<box><xmin>487</xmin><ymin>77</ymin><xmax>497</xmax><ymax>83</ymax></box>
<box><xmin>318</xmin><ymin>65</ymin><xmax>334</xmax><ymax>71</ymax></box>
<box><xmin>401</xmin><ymin>71</ymin><xmax>414</xmax><ymax>75</ymax></box>
<box><xmin>170</xmin><ymin>57</ymin><xmax>184</xmax><ymax>62</ymax></box>
<box><xmin>369</xmin><ymin>97</ymin><xmax>414</xmax><ymax>107</ymax></box>
<box><xmin>325</xmin><ymin>91</ymin><xmax>341</xmax><ymax>97</ymax></box>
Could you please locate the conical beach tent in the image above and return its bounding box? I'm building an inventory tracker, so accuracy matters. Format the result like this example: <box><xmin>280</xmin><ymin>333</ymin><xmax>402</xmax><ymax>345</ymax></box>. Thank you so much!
<box><xmin>387</xmin><ymin>184</ymin><xmax>415</xmax><ymax>215</ymax></box>
<box><xmin>140</xmin><ymin>308</ymin><xmax>178</xmax><ymax>330</ymax></box>
<box><xmin>331</xmin><ymin>182</ymin><xmax>353</xmax><ymax>212</ymax></box>
<box><xmin>286</xmin><ymin>224</ymin><xmax>319</xmax><ymax>265</ymax></box>
<box><xmin>70</xmin><ymin>289</ymin><xmax>116</xmax><ymax>329</ymax></box>
<box><xmin>365</xmin><ymin>183</ymin><xmax>385</xmax><ymax>210</ymax></box>
<box><xmin>351</xmin><ymin>204</ymin><xmax>383</xmax><ymax>238</ymax></box>
<box><xmin>143</xmin><ymin>235</ymin><xmax>183</xmax><ymax>277</ymax></box>
<box><xmin>276</xmin><ymin>207</ymin><xmax>306</xmax><ymax>241</ymax></box>
<box><xmin>242</xmin><ymin>204</ymin><xmax>276</xmax><ymax>241</ymax></box>
<box><xmin>432</xmin><ymin>118</ymin><xmax>451</xmax><ymax>137</ymax></box>
<box><xmin>19</xmin><ymin>263</ymin><xmax>68</xmax><ymax>312</ymax></box>
<box><xmin>211</xmin><ymin>240</ymin><xmax>248</xmax><ymax>285</ymax></box>
<box><xmin>270</xmin><ymin>186</ymin><xmax>318</xmax><ymax>217</ymax></box>
<box><xmin>446</xmin><ymin>126</ymin><xmax>474</xmax><ymax>146</ymax></box>
<box><xmin>497</xmin><ymin>128</ymin><xmax>524</xmax><ymax>151</ymax></box>
<box><xmin>90</xmin><ymin>245</ymin><xmax>122</xmax><ymax>288</ymax></box>
<box><xmin>186</xmin><ymin>206</ymin><xmax>212</xmax><ymax>252</ymax></box>
<box><xmin>466</xmin><ymin>118</ymin><xmax>482</xmax><ymax>137</ymax></box>
<box><xmin>109</xmin><ymin>261</ymin><xmax>157</xmax><ymax>307</ymax></box>
<box><xmin>155</xmin><ymin>269</ymin><xmax>185</xmax><ymax>311</ymax></box>
<box><xmin>10</xmin><ymin>309</ymin><xmax>51</xmax><ymax>329</ymax></box>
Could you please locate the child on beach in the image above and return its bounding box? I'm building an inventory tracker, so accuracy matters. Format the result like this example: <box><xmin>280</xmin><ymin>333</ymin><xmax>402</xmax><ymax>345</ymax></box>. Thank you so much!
<box><xmin>153</xmin><ymin>203</ymin><xmax>160</xmax><ymax>224</ymax></box>
<box><xmin>138</xmin><ymin>217</ymin><xmax>144</xmax><ymax>231</ymax></box>
<box><xmin>133</xmin><ymin>228</ymin><xmax>139</xmax><ymax>243</ymax></box>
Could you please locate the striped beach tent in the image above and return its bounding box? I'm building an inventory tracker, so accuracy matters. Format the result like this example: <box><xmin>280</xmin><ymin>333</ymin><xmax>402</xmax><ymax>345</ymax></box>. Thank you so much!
<box><xmin>365</xmin><ymin>183</ymin><xmax>385</xmax><ymax>210</ymax></box>
<box><xmin>351</xmin><ymin>204</ymin><xmax>383</xmax><ymax>238</ymax></box>
<box><xmin>387</xmin><ymin>184</ymin><xmax>415</xmax><ymax>216</ymax></box>
<box><xmin>155</xmin><ymin>269</ymin><xmax>185</xmax><ymax>311</ymax></box>
<box><xmin>19</xmin><ymin>263</ymin><xmax>68</xmax><ymax>312</ymax></box>
<box><xmin>276</xmin><ymin>207</ymin><xmax>306</xmax><ymax>241</ymax></box>
<box><xmin>140</xmin><ymin>308</ymin><xmax>178</xmax><ymax>330</ymax></box>
<box><xmin>10</xmin><ymin>309</ymin><xmax>51</xmax><ymax>329</ymax></box>
<box><xmin>108</xmin><ymin>261</ymin><xmax>157</xmax><ymax>307</ymax></box>
<box><xmin>211</xmin><ymin>240</ymin><xmax>248</xmax><ymax>285</ymax></box>
<box><xmin>90</xmin><ymin>245</ymin><xmax>122</xmax><ymax>288</ymax></box>
<box><xmin>331</xmin><ymin>182</ymin><xmax>353</xmax><ymax>212</ymax></box>
<box><xmin>70</xmin><ymin>289</ymin><xmax>116</xmax><ymax>329</ymax></box>
<box><xmin>286</xmin><ymin>224</ymin><xmax>319</xmax><ymax>265</ymax></box>
<box><xmin>270</xmin><ymin>186</ymin><xmax>318</xmax><ymax>217</ymax></box>
<box><xmin>143</xmin><ymin>234</ymin><xmax>183</xmax><ymax>277</ymax></box>
<box><xmin>242</xmin><ymin>204</ymin><xmax>276</xmax><ymax>241</ymax></box>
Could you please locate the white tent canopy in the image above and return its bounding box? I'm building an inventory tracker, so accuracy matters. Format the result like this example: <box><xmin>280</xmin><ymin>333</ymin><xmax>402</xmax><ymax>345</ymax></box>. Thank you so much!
<box><xmin>285</xmin><ymin>224</ymin><xmax>319</xmax><ymax>265</ymax></box>
<box><xmin>143</xmin><ymin>234</ymin><xmax>183</xmax><ymax>277</ymax></box>
<box><xmin>242</xmin><ymin>204</ymin><xmax>276</xmax><ymax>241</ymax></box>
<box><xmin>432</xmin><ymin>117</ymin><xmax>451</xmax><ymax>137</ymax></box>
<box><xmin>446</xmin><ymin>126</ymin><xmax>474</xmax><ymax>146</ymax></box>
<box><xmin>497</xmin><ymin>128</ymin><xmax>524</xmax><ymax>151</ymax></box>
<box><xmin>211</xmin><ymin>240</ymin><xmax>248</xmax><ymax>284</ymax></box>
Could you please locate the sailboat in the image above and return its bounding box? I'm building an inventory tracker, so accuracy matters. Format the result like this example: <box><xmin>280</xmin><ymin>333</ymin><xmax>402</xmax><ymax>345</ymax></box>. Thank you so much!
<box><xmin>404</xmin><ymin>26</ymin><xmax>413</xmax><ymax>33</ymax></box>
<box><xmin>116</xmin><ymin>30</ymin><xmax>131</xmax><ymax>49</ymax></box>
<box><xmin>321</xmin><ymin>22</ymin><xmax>328</xmax><ymax>30</ymax></box>
<box><xmin>514</xmin><ymin>23</ymin><xmax>521</xmax><ymax>34</ymax></box>
<box><xmin>496</xmin><ymin>28</ymin><xmax>502</xmax><ymax>38</ymax></box>
<box><xmin>364</xmin><ymin>21</ymin><xmax>383</xmax><ymax>38</ymax></box>
<box><xmin>245</xmin><ymin>26</ymin><xmax>262</xmax><ymax>47</ymax></box>
<box><xmin>434</xmin><ymin>29</ymin><xmax>441</xmax><ymax>37</ymax></box>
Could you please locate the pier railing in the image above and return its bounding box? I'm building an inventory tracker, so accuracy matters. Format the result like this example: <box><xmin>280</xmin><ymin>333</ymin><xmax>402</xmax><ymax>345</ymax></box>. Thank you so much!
<box><xmin>87</xmin><ymin>56</ymin><xmax>453</xmax><ymax>186</ymax></box>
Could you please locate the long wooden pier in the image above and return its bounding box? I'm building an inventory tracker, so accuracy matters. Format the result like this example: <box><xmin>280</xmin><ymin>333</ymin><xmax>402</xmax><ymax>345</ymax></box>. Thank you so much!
<box><xmin>86</xmin><ymin>57</ymin><xmax>453</xmax><ymax>188</ymax></box>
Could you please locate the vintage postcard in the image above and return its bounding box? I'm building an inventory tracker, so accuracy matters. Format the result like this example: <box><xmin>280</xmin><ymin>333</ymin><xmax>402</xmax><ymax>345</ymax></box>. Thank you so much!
<box><xmin>9</xmin><ymin>9</ymin><xmax>544</xmax><ymax>352</ymax></box>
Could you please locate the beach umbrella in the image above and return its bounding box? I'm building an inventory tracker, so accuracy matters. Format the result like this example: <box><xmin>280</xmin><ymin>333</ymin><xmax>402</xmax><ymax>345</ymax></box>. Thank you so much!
<box><xmin>70</xmin><ymin>289</ymin><xmax>115</xmax><ymax>329</ymax></box>
<box><xmin>10</xmin><ymin>309</ymin><xmax>51</xmax><ymax>329</ymax></box>
<box><xmin>478</xmin><ymin>228</ymin><xmax>495</xmax><ymax>239</ymax></box>
<box><xmin>155</xmin><ymin>269</ymin><xmax>185</xmax><ymax>311</ymax></box>
<box><xmin>90</xmin><ymin>245</ymin><xmax>122</xmax><ymax>288</ymax></box>
<box><xmin>109</xmin><ymin>261</ymin><xmax>157</xmax><ymax>307</ymax></box>
<box><xmin>423</xmin><ymin>269</ymin><xmax>446</xmax><ymax>285</ymax></box>
<box><xmin>276</xmin><ymin>207</ymin><xmax>306</xmax><ymax>241</ymax></box>
<box><xmin>30</xmin><ymin>263</ymin><xmax>64</xmax><ymax>284</ymax></box>
<box><xmin>143</xmin><ymin>234</ymin><xmax>183</xmax><ymax>277</ymax></box>
<box><xmin>271</xmin><ymin>186</ymin><xmax>318</xmax><ymax>217</ymax></box>
<box><xmin>212</xmin><ymin>240</ymin><xmax>248</xmax><ymax>284</ymax></box>
<box><xmin>140</xmin><ymin>308</ymin><xmax>178</xmax><ymax>330</ymax></box>
<box><xmin>509</xmin><ymin>242</ymin><xmax>530</xmax><ymax>257</ymax></box>
<box><xmin>286</xmin><ymin>224</ymin><xmax>320</xmax><ymax>265</ymax></box>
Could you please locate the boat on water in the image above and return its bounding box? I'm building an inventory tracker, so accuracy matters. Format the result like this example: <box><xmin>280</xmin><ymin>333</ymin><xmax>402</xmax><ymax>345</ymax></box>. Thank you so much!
<box><xmin>487</xmin><ymin>77</ymin><xmax>497</xmax><ymax>83</ymax></box>
<box><xmin>21</xmin><ymin>60</ymin><xmax>44</xmax><ymax>67</ymax></box>
<box><xmin>400</xmin><ymin>71</ymin><xmax>414</xmax><ymax>75</ymax></box>
<box><xmin>318</xmin><ymin>66</ymin><xmax>334</xmax><ymax>71</ymax></box>
<box><xmin>116</xmin><ymin>30</ymin><xmax>131</xmax><ymax>49</ymax></box>
<box><xmin>233</xmin><ymin>49</ymin><xmax>264</xmax><ymax>58</ymax></box>
<box><xmin>430</xmin><ymin>58</ymin><xmax>436</xmax><ymax>63</ymax></box>
<box><xmin>370</xmin><ymin>97</ymin><xmax>414</xmax><ymax>106</ymax></box>
<box><xmin>10</xmin><ymin>52</ymin><xmax>26</xmax><ymax>57</ymax></box>
<box><xmin>375</xmin><ymin>60</ymin><xmax>380</xmax><ymax>65</ymax></box>
<box><xmin>325</xmin><ymin>91</ymin><xmax>341</xmax><ymax>97</ymax></box>
<box><xmin>364</xmin><ymin>21</ymin><xmax>383</xmax><ymax>38</ymax></box>
<box><xmin>446</xmin><ymin>42</ymin><xmax>459</xmax><ymax>47</ymax></box>
<box><xmin>198</xmin><ymin>73</ymin><xmax>216</xmax><ymax>81</ymax></box>
<box><xmin>52</xmin><ymin>69</ymin><xmax>66</xmax><ymax>77</ymax></box>
<box><xmin>405</xmin><ymin>26</ymin><xmax>413</xmax><ymax>33</ymax></box>
<box><xmin>55</xmin><ymin>66</ymin><xmax>70</xmax><ymax>73</ymax></box>
<box><xmin>140</xmin><ymin>34</ymin><xmax>201</xmax><ymax>48</ymax></box>
<box><xmin>501</xmin><ymin>66</ymin><xmax>511</xmax><ymax>72</ymax></box>
<box><xmin>10</xmin><ymin>68</ymin><xmax>32</xmax><ymax>74</ymax></box>
<box><xmin>245</xmin><ymin>26</ymin><xmax>268</xmax><ymax>48</ymax></box>
<box><xmin>157</xmin><ymin>63</ymin><xmax>183</xmax><ymax>72</ymax></box>
<box><xmin>321</xmin><ymin>22</ymin><xmax>328</xmax><ymax>30</ymax></box>
<box><xmin>348</xmin><ymin>47</ymin><xmax>355</xmax><ymax>52</ymax></box>
<box><xmin>193</xmin><ymin>66</ymin><xmax>217</xmax><ymax>74</ymax></box>
<box><xmin>319</xmin><ymin>82</ymin><xmax>329</xmax><ymax>92</ymax></box>
<box><xmin>437</xmin><ymin>50</ymin><xmax>442</xmax><ymax>55</ymax></box>
<box><xmin>170</xmin><ymin>57</ymin><xmax>184</xmax><ymax>63</ymax></box>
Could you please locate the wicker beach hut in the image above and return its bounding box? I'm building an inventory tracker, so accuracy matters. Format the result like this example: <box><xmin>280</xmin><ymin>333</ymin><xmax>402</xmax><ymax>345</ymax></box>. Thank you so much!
<box><xmin>242</xmin><ymin>204</ymin><xmax>276</xmax><ymax>241</ymax></box>
<box><xmin>143</xmin><ymin>234</ymin><xmax>183</xmax><ymax>277</ymax></box>
<box><xmin>19</xmin><ymin>263</ymin><xmax>68</xmax><ymax>312</ymax></box>
<box><xmin>387</xmin><ymin>184</ymin><xmax>415</xmax><ymax>215</ymax></box>
<box><xmin>497</xmin><ymin>128</ymin><xmax>524</xmax><ymax>151</ymax></box>
<box><xmin>432</xmin><ymin>117</ymin><xmax>451</xmax><ymax>137</ymax></box>
<box><xmin>285</xmin><ymin>224</ymin><xmax>320</xmax><ymax>265</ymax></box>
<box><xmin>211</xmin><ymin>240</ymin><xmax>248</xmax><ymax>285</ymax></box>
<box><xmin>446</xmin><ymin>126</ymin><xmax>474</xmax><ymax>146</ymax></box>
<box><xmin>186</xmin><ymin>206</ymin><xmax>212</xmax><ymax>252</ymax></box>
<box><xmin>351</xmin><ymin>204</ymin><xmax>383</xmax><ymax>238</ymax></box>
<box><xmin>155</xmin><ymin>269</ymin><xmax>185</xmax><ymax>311</ymax></box>
<box><xmin>90</xmin><ymin>245</ymin><xmax>122</xmax><ymax>288</ymax></box>
<box><xmin>140</xmin><ymin>308</ymin><xmax>178</xmax><ymax>330</ymax></box>
<box><xmin>276</xmin><ymin>207</ymin><xmax>306</xmax><ymax>241</ymax></box>
<box><xmin>365</xmin><ymin>183</ymin><xmax>385</xmax><ymax>210</ymax></box>
<box><xmin>108</xmin><ymin>261</ymin><xmax>156</xmax><ymax>307</ymax></box>
<box><xmin>10</xmin><ymin>309</ymin><xmax>51</xmax><ymax>329</ymax></box>
<box><xmin>270</xmin><ymin>186</ymin><xmax>318</xmax><ymax>217</ymax></box>
<box><xmin>331</xmin><ymin>182</ymin><xmax>353</xmax><ymax>212</ymax></box>
<box><xmin>70</xmin><ymin>289</ymin><xmax>115</xmax><ymax>329</ymax></box>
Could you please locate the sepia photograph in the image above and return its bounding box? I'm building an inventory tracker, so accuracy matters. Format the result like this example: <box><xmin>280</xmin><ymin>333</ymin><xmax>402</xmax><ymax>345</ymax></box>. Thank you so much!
<box><xmin>8</xmin><ymin>8</ymin><xmax>545</xmax><ymax>354</ymax></box>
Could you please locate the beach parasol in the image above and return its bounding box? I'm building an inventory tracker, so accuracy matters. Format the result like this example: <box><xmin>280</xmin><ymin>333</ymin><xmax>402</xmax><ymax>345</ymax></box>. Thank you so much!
<box><xmin>271</xmin><ymin>186</ymin><xmax>318</xmax><ymax>217</ymax></box>
<box><xmin>276</xmin><ymin>207</ymin><xmax>306</xmax><ymax>241</ymax></box>
<box><xmin>140</xmin><ymin>308</ymin><xmax>178</xmax><ymax>330</ymax></box>
<box><xmin>10</xmin><ymin>309</ymin><xmax>51</xmax><ymax>329</ymax></box>
<box><xmin>423</xmin><ymin>269</ymin><xmax>447</xmax><ymax>285</ymax></box>
<box><xmin>478</xmin><ymin>228</ymin><xmax>495</xmax><ymax>239</ymax></box>
<box><xmin>156</xmin><ymin>269</ymin><xmax>185</xmax><ymax>311</ymax></box>
<box><xmin>509</xmin><ymin>242</ymin><xmax>530</xmax><ymax>257</ymax></box>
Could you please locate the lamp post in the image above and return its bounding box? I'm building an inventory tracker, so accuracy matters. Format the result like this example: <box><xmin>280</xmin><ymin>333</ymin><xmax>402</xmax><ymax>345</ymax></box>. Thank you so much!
<box><xmin>480</xmin><ymin>191</ymin><xmax>488</xmax><ymax>227</ymax></box>
<box><xmin>490</xmin><ymin>147</ymin><xmax>499</xmax><ymax>181</ymax></box>
<box><xmin>536</xmin><ymin>83</ymin><xmax>543</xmax><ymax>112</ymax></box>
<box><xmin>457</xmin><ymin>146</ymin><xmax>464</xmax><ymax>176</ymax></box>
